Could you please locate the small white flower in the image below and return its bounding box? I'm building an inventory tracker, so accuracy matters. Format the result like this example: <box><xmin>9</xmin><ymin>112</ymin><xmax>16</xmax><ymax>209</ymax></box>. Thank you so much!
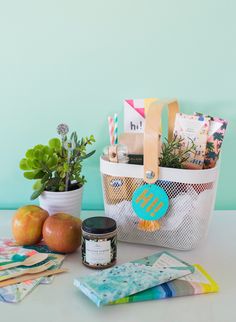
<box><xmin>64</xmin><ymin>139</ymin><xmax>75</xmax><ymax>151</ymax></box>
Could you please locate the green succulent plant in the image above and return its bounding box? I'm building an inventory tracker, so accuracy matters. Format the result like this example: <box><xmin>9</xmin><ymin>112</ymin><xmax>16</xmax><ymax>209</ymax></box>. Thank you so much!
<box><xmin>20</xmin><ymin>125</ymin><xmax>95</xmax><ymax>200</ymax></box>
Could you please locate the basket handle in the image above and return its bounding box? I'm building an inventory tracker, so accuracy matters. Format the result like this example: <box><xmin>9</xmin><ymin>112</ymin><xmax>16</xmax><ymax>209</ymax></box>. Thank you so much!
<box><xmin>143</xmin><ymin>99</ymin><xmax>179</xmax><ymax>184</ymax></box>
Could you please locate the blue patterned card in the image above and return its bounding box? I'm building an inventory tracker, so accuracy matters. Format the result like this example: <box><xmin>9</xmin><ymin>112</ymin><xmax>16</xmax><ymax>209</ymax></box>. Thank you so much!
<box><xmin>74</xmin><ymin>252</ymin><xmax>194</xmax><ymax>307</ymax></box>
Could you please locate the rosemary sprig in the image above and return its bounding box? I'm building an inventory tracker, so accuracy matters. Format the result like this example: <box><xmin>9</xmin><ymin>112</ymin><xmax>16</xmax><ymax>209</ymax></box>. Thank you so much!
<box><xmin>159</xmin><ymin>136</ymin><xmax>196</xmax><ymax>169</ymax></box>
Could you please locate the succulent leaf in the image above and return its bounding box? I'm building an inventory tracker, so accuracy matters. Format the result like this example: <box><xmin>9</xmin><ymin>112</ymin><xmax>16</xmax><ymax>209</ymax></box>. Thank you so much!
<box><xmin>20</xmin><ymin>127</ymin><xmax>95</xmax><ymax>197</ymax></box>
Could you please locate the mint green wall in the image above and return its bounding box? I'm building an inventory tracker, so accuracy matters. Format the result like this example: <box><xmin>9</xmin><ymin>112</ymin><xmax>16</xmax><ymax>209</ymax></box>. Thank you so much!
<box><xmin>0</xmin><ymin>1</ymin><xmax>235</xmax><ymax>210</ymax></box>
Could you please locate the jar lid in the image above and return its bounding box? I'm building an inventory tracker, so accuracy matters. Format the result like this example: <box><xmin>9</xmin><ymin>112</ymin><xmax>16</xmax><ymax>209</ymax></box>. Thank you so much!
<box><xmin>82</xmin><ymin>216</ymin><xmax>117</xmax><ymax>234</ymax></box>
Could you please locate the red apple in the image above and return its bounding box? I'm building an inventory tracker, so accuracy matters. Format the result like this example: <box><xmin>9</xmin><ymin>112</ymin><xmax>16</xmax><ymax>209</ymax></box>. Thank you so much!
<box><xmin>43</xmin><ymin>213</ymin><xmax>82</xmax><ymax>253</ymax></box>
<box><xmin>12</xmin><ymin>205</ymin><xmax>49</xmax><ymax>245</ymax></box>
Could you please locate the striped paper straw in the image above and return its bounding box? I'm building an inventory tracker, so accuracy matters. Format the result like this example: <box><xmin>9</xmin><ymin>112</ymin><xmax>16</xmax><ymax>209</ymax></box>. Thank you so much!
<box><xmin>108</xmin><ymin>116</ymin><xmax>114</xmax><ymax>145</ymax></box>
<box><xmin>114</xmin><ymin>113</ymin><xmax>118</xmax><ymax>145</ymax></box>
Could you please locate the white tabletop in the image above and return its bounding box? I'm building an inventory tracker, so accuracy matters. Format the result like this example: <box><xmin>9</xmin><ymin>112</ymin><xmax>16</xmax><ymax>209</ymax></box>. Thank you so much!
<box><xmin>1</xmin><ymin>210</ymin><xmax>236</xmax><ymax>322</ymax></box>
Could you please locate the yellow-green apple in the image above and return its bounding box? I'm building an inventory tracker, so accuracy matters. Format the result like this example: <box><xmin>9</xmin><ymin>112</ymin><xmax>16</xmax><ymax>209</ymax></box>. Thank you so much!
<box><xmin>12</xmin><ymin>205</ymin><xmax>49</xmax><ymax>245</ymax></box>
<box><xmin>42</xmin><ymin>213</ymin><xmax>82</xmax><ymax>253</ymax></box>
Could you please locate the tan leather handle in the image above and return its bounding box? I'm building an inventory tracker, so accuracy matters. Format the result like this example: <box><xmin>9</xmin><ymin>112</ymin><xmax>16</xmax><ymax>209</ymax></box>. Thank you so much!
<box><xmin>143</xmin><ymin>99</ymin><xmax>179</xmax><ymax>184</ymax></box>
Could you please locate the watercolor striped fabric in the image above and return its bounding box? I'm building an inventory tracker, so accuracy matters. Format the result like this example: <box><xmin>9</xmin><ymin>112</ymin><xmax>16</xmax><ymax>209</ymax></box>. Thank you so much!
<box><xmin>110</xmin><ymin>264</ymin><xmax>219</xmax><ymax>305</ymax></box>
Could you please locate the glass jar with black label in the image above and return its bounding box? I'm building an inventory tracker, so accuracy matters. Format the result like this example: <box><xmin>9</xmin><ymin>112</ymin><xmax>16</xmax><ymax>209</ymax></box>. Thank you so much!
<box><xmin>81</xmin><ymin>217</ymin><xmax>117</xmax><ymax>269</ymax></box>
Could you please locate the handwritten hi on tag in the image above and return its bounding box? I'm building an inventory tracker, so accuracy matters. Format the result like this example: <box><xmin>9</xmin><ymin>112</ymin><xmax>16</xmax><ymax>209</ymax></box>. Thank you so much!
<box><xmin>132</xmin><ymin>184</ymin><xmax>169</xmax><ymax>221</ymax></box>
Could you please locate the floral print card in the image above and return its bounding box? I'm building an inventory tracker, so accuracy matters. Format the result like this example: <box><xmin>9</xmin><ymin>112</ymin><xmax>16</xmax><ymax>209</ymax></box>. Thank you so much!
<box><xmin>74</xmin><ymin>252</ymin><xmax>194</xmax><ymax>307</ymax></box>
<box><xmin>173</xmin><ymin>113</ymin><xmax>210</xmax><ymax>169</ymax></box>
<box><xmin>194</xmin><ymin>113</ymin><xmax>228</xmax><ymax>169</ymax></box>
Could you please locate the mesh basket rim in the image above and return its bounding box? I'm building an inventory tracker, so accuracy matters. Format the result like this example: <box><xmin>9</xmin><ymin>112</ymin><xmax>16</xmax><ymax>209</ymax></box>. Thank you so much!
<box><xmin>100</xmin><ymin>157</ymin><xmax>219</xmax><ymax>184</ymax></box>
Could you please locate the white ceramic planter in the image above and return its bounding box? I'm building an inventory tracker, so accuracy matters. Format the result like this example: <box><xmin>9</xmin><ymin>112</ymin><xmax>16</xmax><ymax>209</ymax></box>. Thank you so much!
<box><xmin>39</xmin><ymin>186</ymin><xmax>83</xmax><ymax>218</ymax></box>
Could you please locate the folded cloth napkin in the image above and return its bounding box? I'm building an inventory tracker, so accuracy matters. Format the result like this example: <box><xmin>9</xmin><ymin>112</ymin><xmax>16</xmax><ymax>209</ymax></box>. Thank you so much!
<box><xmin>0</xmin><ymin>238</ymin><xmax>37</xmax><ymax>266</ymax></box>
<box><xmin>74</xmin><ymin>252</ymin><xmax>194</xmax><ymax>307</ymax></box>
<box><xmin>0</xmin><ymin>238</ymin><xmax>64</xmax><ymax>303</ymax></box>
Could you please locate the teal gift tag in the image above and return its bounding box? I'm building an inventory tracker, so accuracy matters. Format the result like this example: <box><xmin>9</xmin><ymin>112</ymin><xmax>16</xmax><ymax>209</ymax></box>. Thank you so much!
<box><xmin>132</xmin><ymin>184</ymin><xmax>169</xmax><ymax>221</ymax></box>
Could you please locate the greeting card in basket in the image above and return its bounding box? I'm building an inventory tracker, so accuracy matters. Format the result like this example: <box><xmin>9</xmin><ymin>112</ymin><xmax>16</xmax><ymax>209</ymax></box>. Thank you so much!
<box><xmin>124</xmin><ymin>98</ymin><xmax>158</xmax><ymax>133</ymax></box>
<box><xmin>121</xmin><ymin>98</ymin><xmax>161</xmax><ymax>156</ymax></box>
<box><xmin>173</xmin><ymin>113</ymin><xmax>210</xmax><ymax>169</ymax></box>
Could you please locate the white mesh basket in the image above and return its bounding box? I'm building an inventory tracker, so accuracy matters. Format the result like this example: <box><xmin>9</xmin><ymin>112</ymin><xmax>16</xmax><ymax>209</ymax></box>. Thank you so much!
<box><xmin>100</xmin><ymin>100</ymin><xmax>219</xmax><ymax>250</ymax></box>
<box><xmin>100</xmin><ymin>158</ymin><xmax>218</xmax><ymax>250</ymax></box>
